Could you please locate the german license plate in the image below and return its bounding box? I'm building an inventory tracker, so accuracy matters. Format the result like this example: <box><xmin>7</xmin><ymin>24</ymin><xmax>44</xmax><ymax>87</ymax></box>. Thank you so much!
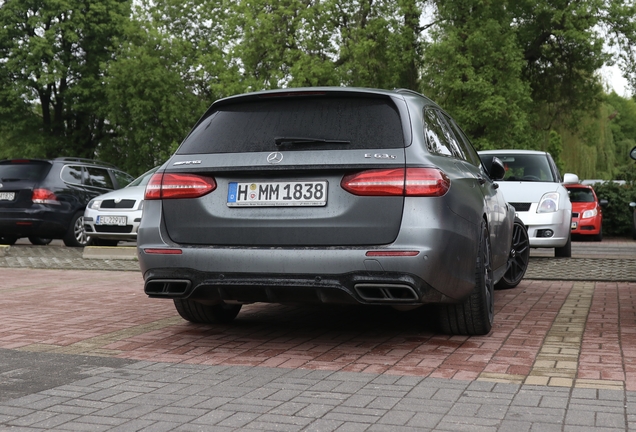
<box><xmin>96</xmin><ymin>215</ymin><xmax>127</xmax><ymax>226</ymax></box>
<box><xmin>0</xmin><ymin>192</ymin><xmax>15</xmax><ymax>201</ymax></box>
<box><xmin>227</xmin><ymin>181</ymin><xmax>328</xmax><ymax>207</ymax></box>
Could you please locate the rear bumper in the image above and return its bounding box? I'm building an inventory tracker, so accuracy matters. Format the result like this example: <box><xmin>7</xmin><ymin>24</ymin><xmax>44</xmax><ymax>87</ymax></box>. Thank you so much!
<box><xmin>136</xmin><ymin>195</ymin><xmax>506</xmax><ymax>306</ymax></box>
<box><xmin>0</xmin><ymin>207</ymin><xmax>69</xmax><ymax>238</ymax></box>
<box><xmin>143</xmin><ymin>268</ymin><xmax>448</xmax><ymax>306</ymax></box>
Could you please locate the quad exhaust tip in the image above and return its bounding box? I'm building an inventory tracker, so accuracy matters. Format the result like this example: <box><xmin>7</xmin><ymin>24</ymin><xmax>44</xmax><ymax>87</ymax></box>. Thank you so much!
<box><xmin>354</xmin><ymin>283</ymin><xmax>418</xmax><ymax>302</ymax></box>
<box><xmin>145</xmin><ymin>279</ymin><xmax>191</xmax><ymax>296</ymax></box>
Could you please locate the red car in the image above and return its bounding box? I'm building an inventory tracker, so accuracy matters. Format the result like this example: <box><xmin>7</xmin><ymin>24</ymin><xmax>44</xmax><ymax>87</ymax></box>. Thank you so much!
<box><xmin>565</xmin><ymin>184</ymin><xmax>607</xmax><ymax>241</ymax></box>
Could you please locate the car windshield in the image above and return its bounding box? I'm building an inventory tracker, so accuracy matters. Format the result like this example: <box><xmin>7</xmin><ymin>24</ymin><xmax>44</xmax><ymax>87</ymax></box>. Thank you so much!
<box><xmin>127</xmin><ymin>166</ymin><xmax>159</xmax><ymax>187</ymax></box>
<box><xmin>0</xmin><ymin>161</ymin><xmax>51</xmax><ymax>182</ymax></box>
<box><xmin>177</xmin><ymin>96</ymin><xmax>405</xmax><ymax>154</ymax></box>
<box><xmin>568</xmin><ymin>188</ymin><xmax>595</xmax><ymax>203</ymax></box>
<box><xmin>490</xmin><ymin>154</ymin><xmax>555</xmax><ymax>182</ymax></box>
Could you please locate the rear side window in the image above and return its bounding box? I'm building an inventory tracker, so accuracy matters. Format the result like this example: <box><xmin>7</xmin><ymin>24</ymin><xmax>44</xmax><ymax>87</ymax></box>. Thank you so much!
<box><xmin>424</xmin><ymin>109</ymin><xmax>454</xmax><ymax>157</ymax></box>
<box><xmin>0</xmin><ymin>161</ymin><xmax>51</xmax><ymax>182</ymax></box>
<box><xmin>86</xmin><ymin>167</ymin><xmax>114</xmax><ymax>189</ymax></box>
<box><xmin>177</xmin><ymin>96</ymin><xmax>405</xmax><ymax>154</ymax></box>
<box><xmin>61</xmin><ymin>165</ymin><xmax>84</xmax><ymax>185</ymax></box>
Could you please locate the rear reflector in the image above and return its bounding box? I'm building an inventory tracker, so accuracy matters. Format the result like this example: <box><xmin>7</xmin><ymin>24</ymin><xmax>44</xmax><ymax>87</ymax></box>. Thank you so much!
<box><xmin>341</xmin><ymin>168</ymin><xmax>450</xmax><ymax>197</ymax></box>
<box><xmin>32</xmin><ymin>188</ymin><xmax>60</xmax><ymax>204</ymax></box>
<box><xmin>145</xmin><ymin>173</ymin><xmax>216</xmax><ymax>200</ymax></box>
<box><xmin>366</xmin><ymin>251</ymin><xmax>420</xmax><ymax>257</ymax></box>
<box><xmin>143</xmin><ymin>248</ymin><xmax>183</xmax><ymax>255</ymax></box>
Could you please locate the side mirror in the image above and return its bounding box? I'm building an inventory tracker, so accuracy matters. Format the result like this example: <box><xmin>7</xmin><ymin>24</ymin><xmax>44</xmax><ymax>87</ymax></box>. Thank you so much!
<box><xmin>489</xmin><ymin>157</ymin><xmax>506</xmax><ymax>180</ymax></box>
<box><xmin>563</xmin><ymin>173</ymin><xmax>579</xmax><ymax>184</ymax></box>
<box><xmin>631</xmin><ymin>146</ymin><xmax>636</xmax><ymax>160</ymax></box>
<box><xmin>599</xmin><ymin>199</ymin><xmax>609</xmax><ymax>207</ymax></box>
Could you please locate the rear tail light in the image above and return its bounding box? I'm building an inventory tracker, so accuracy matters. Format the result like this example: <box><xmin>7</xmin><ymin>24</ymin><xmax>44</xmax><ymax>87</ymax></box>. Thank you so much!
<box><xmin>32</xmin><ymin>188</ymin><xmax>60</xmax><ymax>204</ymax></box>
<box><xmin>341</xmin><ymin>168</ymin><xmax>450</xmax><ymax>197</ymax></box>
<box><xmin>145</xmin><ymin>173</ymin><xmax>216</xmax><ymax>200</ymax></box>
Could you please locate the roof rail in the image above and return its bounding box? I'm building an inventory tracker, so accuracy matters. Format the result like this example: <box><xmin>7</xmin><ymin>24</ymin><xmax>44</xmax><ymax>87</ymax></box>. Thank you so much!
<box><xmin>53</xmin><ymin>157</ymin><xmax>118</xmax><ymax>168</ymax></box>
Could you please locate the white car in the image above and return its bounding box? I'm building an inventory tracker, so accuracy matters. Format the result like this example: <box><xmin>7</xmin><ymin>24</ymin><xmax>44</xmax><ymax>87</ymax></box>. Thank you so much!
<box><xmin>84</xmin><ymin>166</ymin><xmax>159</xmax><ymax>246</ymax></box>
<box><xmin>479</xmin><ymin>150</ymin><xmax>577</xmax><ymax>257</ymax></box>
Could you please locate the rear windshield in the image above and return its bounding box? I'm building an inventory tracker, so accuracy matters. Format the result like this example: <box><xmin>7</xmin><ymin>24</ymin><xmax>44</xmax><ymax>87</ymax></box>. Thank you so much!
<box><xmin>0</xmin><ymin>161</ymin><xmax>51</xmax><ymax>182</ymax></box>
<box><xmin>177</xmin><ymin>96</ymin><xmax>405</xmax><ymax>154</ymax></box>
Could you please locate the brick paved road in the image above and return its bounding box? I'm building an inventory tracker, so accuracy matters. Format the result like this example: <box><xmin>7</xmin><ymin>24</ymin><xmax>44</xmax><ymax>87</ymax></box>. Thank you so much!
<box><xmin>0</xmin><ymin>239</ymin><xmax>635</xmax><ymax>430</ymax></box>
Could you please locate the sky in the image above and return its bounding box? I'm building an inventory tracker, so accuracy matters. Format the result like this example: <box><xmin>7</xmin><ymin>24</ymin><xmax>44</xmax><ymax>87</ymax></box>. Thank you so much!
<box><xmin>600</xmin><ymin>64</ymin><xmax>631</xmax><ymax>97</ymax></box>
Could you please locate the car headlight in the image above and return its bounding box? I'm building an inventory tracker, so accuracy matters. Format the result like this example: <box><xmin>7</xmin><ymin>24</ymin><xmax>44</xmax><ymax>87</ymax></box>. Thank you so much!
<box><xmin>537</xmin><ymin>192</ymin><xmax>559</xmax><ymax>213</ymax></box>
<box><xmin>88</xmin><ymin>200</ymin><xmax>101</xmax><ymax>210</ymax></box>
<box><xmin>582</xmin><ymin>208</ymin><xmax>597</xmax><ymax>219</ymax></box>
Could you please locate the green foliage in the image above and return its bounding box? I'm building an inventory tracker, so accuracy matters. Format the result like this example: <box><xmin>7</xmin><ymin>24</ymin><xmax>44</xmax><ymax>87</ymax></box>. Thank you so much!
<box><xmin>1</xmin><ymin>0</ymin><xmax>636</xmax><ymax>180</ymax></box>
<box><xmin>421</xmin><ymin>1</ymin><xmax>534</xmax><ymax>151</ymax></box>
<box><xmin>591</xmin><ymin>181</ymin><xmax>636</xmax><ymax>237</ymax></box>
<box><xmin>512</xmin><ymin>0</ymin><xmax>607</xmax><ymax>130</ymax></box>
<box><xmin>0</xmin><ymin>0</ymin><xmax>131</xmax><ymax>159</ymax></box>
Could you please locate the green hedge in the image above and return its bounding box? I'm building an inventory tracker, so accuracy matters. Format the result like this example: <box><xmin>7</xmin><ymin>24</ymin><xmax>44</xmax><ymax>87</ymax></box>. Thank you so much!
<box><xmin>589</xmin><ymin>181</ymin><xmax>636</xmax><ymax>237</ymax></box>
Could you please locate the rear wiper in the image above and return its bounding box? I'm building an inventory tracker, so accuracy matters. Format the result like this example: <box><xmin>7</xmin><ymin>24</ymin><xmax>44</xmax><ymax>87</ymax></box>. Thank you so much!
<box><xmin>274</xmin><ymin>136</ymin><xmax>350</xmax><ymax>146</ymax></box>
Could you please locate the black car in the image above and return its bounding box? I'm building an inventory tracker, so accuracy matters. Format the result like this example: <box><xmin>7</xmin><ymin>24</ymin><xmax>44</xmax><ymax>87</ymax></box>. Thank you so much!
<box><xmin>0</xmin><ymin>158</ymin><xmax>134</xmax><ymax>246</ymax></box>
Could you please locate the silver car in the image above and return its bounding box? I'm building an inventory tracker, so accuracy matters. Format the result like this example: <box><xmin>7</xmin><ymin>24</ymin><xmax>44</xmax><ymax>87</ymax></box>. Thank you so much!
<box><xmin>84</xmin><ymin>166</ymin><xmax>159</xmax><ymax>246</ymax></box>
<box><xmin>478</xmin><ymin>150</ymin><xmax>578</xmax><ymax>257</ymax></box>
<box><xmin>138</xmin><ymin>87</ymin><xmax>519</xmax><ymax>335</ymax></box>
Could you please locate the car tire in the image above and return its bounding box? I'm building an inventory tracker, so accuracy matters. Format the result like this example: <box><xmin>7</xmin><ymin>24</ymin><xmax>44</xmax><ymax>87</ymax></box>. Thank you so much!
<box><xmin>28</xmin><ymin>237</ymin><xmax>52</xmax><ymax>246</ymax></box>
<box><xmin>63</xmin><ymin>211</ymin><xmax>92</xmax><ymax>247</ymax></box>
<box><xmin>0</xmin><ymin>236</ymin><xmax>18</xmax><ymax>245</ymax></box>
<box><xmin>438</xmin><ymin>220</ymin><xmax>494</xmax><ymax>336</ymax></box>
<box><xmin>495</xmin><ymin>217</ymin><xmax>530</xmax><ymax>290</ymax></box>
<box><xmin>173</xmin><ymin>299</ymin><xmax>242</xmax><ymax>324</ymax></box>
<box><xmin>554</xmin><ymin>234</ymin><xmax>572</xmax><ymax>258</ymax></box>
<box><xmin>593</xmin><ymin>226</ymin><xmax>603</xmax><ymax>242</ymax></box>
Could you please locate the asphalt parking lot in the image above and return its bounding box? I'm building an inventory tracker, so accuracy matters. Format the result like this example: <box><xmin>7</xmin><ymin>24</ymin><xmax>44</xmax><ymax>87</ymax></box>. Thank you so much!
<box><xmin>0</xmin><ymin>239</ymin><xmax>635</xmax><ymax>431</ymax></box>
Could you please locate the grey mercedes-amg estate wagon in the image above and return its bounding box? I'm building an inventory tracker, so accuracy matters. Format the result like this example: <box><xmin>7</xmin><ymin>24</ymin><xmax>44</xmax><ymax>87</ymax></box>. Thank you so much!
<box><xmin>137</xmin><ymin>87</ymin><xmax>523</xmax><ymax>335</ymax></box>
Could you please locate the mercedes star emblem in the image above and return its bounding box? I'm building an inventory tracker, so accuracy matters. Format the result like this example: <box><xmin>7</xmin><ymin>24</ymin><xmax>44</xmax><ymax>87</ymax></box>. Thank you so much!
<box><xmin>267</xmin><ymin>152</ymin><xmax>284</xmax><ymax>164</ymax></box>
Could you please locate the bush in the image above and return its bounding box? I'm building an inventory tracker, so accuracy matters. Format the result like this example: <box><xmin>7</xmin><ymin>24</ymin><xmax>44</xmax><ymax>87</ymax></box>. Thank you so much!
<box><xmin>590</xmin><ymin>181</ymin><xmax>636</xmax><ymax>237</ymax></box>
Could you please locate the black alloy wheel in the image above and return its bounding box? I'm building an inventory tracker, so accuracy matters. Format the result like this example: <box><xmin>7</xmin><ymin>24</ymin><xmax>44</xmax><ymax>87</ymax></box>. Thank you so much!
<box><xmin>495</xmin><ymin>217</ymin><xmax>530</xmax><ymax>290</ymax></box>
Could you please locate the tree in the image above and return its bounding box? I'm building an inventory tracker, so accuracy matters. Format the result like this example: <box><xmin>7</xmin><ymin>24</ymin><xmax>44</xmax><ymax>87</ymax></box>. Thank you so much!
<box><xmin>0</xmin><ymin>0</ymin><xmax>131</xmax><ymax>158</ymax></box>
<box><xmin>511</xmin><ymin>0</ymin><xmax>607</xmax><ymax>131</ymax></box>
<box><xmin>98</xmin><ymin>0</ymin><xmax>232</xmax><ymax>175</ymax></box>
<box><xmin>421</xmin><ymin>0</ymin><xmax>533</xmax><ymax>150</ymax></box>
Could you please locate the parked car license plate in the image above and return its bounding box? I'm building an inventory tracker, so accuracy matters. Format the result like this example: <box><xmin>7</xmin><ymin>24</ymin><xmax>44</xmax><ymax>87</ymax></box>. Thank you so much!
<box><xmin>0</xmin><ymin>192</ymin><xmax>15</xmax><ymax>201</ymax></box>
<box><xmin>227</xmin><ymin>181</ymin><xmax>328</xmax><ymax>207</ymax></box>
<box><xmin>96</xmin><ymin>215</ymin><xmax>127</xmax><ymax>226</ymax></box>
